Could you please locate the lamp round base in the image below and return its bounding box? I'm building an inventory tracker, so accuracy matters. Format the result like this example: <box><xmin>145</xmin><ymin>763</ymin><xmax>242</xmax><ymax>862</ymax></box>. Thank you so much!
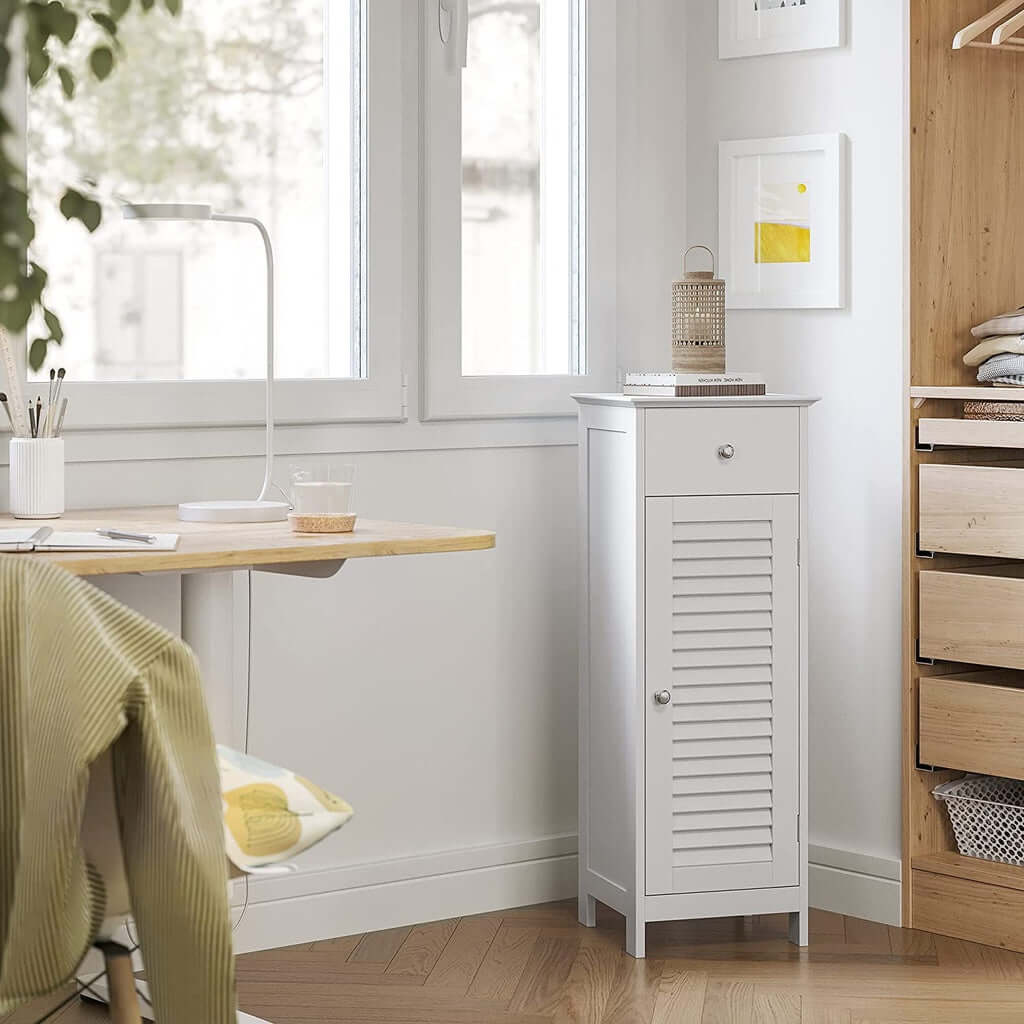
<box><xmin>178</xmin><ymin>500</ymin><xmax>290</xmax><ymax>523</ymax></box>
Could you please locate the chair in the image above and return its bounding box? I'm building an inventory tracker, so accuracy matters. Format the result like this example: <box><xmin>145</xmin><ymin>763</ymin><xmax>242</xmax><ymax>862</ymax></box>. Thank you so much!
<box><xmin>78</xmin><ymin>752</ymin><xmax>145</xmax><ymax>1024</ymax></box>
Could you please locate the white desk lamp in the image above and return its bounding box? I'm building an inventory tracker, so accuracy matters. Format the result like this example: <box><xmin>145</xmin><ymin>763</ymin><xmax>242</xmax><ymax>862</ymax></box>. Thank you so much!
<box><xmin>123</xmin><ymin>203</ymin><xmax>289</xmax><ymax>523</ymax></box>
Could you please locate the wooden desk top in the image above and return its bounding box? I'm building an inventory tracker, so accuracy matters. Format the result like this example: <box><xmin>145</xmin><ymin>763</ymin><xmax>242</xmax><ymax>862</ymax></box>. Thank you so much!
<box><xmin>0</xmin><ymin>507</ymin><xmax>496</xmax><ymax>576</ymax></box>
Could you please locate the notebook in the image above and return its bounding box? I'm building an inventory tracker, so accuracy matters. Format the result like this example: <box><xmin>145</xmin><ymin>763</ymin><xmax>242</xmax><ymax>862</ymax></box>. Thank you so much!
<box><xmin>0</xmin><ymin>528</ymin><xmax>180</xmax><ymax>553</ymax></box>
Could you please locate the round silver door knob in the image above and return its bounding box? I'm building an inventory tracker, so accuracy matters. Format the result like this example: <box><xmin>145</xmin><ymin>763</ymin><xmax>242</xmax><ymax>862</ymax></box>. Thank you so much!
<box><xmin>718</xmin><ymin>443</ymin><xmax>736</xmax><ymax>460</ymax></box>
<box><xmin>654</xmin><ymin>690</ymin><xmax>671</xmax><ymax>705</ymax></box>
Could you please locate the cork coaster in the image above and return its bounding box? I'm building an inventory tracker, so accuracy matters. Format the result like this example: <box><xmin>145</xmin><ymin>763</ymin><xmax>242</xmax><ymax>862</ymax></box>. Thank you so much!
<box><xmin>288</xmin><ymin>512</ymin><xmax>357</xmax><ymax>534</ymax></box>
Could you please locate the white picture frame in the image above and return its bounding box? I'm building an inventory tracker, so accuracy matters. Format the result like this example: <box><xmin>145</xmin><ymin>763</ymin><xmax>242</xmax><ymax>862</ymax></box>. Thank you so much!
<box><xmin>719</xmin><ymin>0</ymin><xmax>845</xmax><ymax>60</ymax></box>
<box><xmin>719</xmin><ymin>133</ymin><xmax>847</xmax><ymax>310</ymax></box>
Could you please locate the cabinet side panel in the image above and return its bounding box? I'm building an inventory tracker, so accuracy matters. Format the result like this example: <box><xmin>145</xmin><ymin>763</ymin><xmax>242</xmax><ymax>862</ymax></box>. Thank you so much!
<box><xmin>585</xmin><ymin>424</ymin><xmax>637</xmax><ymax>895</ymax></box>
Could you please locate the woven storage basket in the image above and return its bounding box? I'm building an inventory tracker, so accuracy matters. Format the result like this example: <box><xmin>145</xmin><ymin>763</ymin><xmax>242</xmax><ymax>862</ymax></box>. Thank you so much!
<box><xmin>963</xmin><ymin>400</ymin><xmax>1024</xmax><ymax>422</ymax></box>
<box><xmin>672</xmin><ymin>245</ymin><xmax>726</xmax><ymax>373</ymax></box>
<box><xmin>933</xmin><ymin>775</ymin><xmax>1024</xmax><ymax>866</ymax></box>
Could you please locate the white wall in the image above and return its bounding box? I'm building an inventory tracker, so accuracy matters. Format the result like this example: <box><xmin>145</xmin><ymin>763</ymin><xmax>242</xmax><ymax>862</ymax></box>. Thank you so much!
<box><xmin>4</xmin><ymin>1</ymin><xmax>690</xmax><ymax>950</ymax></box>
<box><xmin>671</xmin><ymin>0</ymin><xmax>906</xmax><ymax>921</ymax></box>
<box><xmin>14</xmin><ymin>0</ymin><xmax>907</xmax><ymax>945</ymax></box>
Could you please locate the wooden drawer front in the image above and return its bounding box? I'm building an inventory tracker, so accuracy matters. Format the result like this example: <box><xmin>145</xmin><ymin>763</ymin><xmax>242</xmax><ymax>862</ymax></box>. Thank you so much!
<box><xmin>644</xmin><ymin>408</ymin><xmax>799</xmax><ymax>497</ymax></box>
<box><xmin>920</xmin><ymin>568</ymin><xmax>1024</xmax><ymax>670</ymax></box>
<box><xmin>913</xmin><ymin>869</ymin><xmax>1024</xmax><ymax>953</ymax></box>
<box><xmin>920</xmin><ymin>463</ymin><xmax>1024</xmax><ymax>558</ymax></box>
<box><xmin>920</xmin><ymin>675</ymin><xmax>1024</xmax><ymax>778</ymax></box>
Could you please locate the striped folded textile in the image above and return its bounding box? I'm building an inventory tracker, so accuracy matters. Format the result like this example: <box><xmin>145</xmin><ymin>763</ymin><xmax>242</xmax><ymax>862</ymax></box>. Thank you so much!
<box><xmin>977</xmin><ymin>353</ymin><xmax>1024</xmax><ymax>382</ymax></box>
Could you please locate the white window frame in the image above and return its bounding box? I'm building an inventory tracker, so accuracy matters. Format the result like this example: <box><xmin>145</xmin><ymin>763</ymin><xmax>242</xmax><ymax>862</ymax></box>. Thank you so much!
<box><xmin>422</xmin><ymin>0</ymin><xmax>617</xmax><ymax>420</ymax></box>
<box><xmin>16</xmin><ymin>0</ymin><xmax>406</xmax><ymax>431</ymax></box>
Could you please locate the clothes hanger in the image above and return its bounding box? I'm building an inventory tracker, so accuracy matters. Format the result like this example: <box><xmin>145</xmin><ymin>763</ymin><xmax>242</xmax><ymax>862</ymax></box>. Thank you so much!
<box><xmin>953</xmin><ymin>0</ymin><xmax>1024</xmax><ymax>50</ymax></box>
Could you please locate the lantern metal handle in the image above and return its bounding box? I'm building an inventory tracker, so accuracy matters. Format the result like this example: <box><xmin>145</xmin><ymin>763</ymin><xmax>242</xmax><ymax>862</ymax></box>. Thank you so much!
<box><xmin>683</xmin><ymin>244</ymin><xmax>716</xmax><ymax>277</ymax></box>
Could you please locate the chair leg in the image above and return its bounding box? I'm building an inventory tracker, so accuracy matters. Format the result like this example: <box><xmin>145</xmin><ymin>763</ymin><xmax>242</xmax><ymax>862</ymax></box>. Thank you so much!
<box><xmin>97</xmin><ymin>942</ymin><xmax>142</xmax><ymax>1024</ymax></box>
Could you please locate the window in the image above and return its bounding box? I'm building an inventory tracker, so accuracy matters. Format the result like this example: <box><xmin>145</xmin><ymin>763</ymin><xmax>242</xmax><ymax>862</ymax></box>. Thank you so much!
<box><xmin>424</xmin><ymin>0</ymin><xmax>614</xmax><ymax>418</ymax></box>
<box><xmin>21</xmin><ymin>0</ymin><xmax>404</xmax><ymax>428</ymax></box>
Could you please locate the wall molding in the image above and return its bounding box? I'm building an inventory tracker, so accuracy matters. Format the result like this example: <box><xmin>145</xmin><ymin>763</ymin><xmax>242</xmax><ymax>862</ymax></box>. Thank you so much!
<box><xmin>808</xmin><ymin>843</ymin><xmax>902</xmax><ymax>927</ymax></box>
<box><xmin>232</xmin><ymin>834</ymin><xmax>579</xmax><ymax>954</ymax></box>
<box><xmin>230</xmin><ymin>835</ymin><xmax>904</xmax><ymax>953</ymax></box>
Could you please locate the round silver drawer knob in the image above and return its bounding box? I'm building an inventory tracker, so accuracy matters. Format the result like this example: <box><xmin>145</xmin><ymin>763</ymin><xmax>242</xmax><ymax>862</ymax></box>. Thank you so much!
<box><xmin>654</xmin><ymin>690</ymin><xmax>671</xmax><ymax>706</ymax></box>
<box><xmin>718</xmin><ymin>443</ymin><xmax>736</xmax><ymax>460</ymax></box>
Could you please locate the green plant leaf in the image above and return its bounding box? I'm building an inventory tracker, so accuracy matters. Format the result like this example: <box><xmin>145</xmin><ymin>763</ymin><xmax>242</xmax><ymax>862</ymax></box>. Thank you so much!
<box><xmin>164</xmin><ymin>0</ymin><xmax>182</xmax><ymax>14</ymax></box>
<box><xmin>57</xmin><ymin>65</ymin><xmax>74</xmax><ymax>98</ymax></box>
<box><xmin>90</xmin><ymin>11</ymin><xmax>118</xmax><ymax>36</ymax></box>
<box><xmin>29</xmin><ymin>338</ymin><xmax>49</xmax><ymax>372</ymax></box>
<box><xmin>0</xmin><ymin>296</ymin><xmax>33</xmax><ymax>334</ymax></box>
<box><xmin>43</xmin><ymin>308</ymin><xmax>63</xmax><ymax>343</ymax></box>
<box><xmin>89</xmin><ymin>45</ymin><xmax>114</xmax><ymax>81</ymax></box>
<box><xmin>27</xmin><ymin>47</ymin><xmax>50</xmax><ymax>86</ymax></box>
<box><xmin>140</xmin><ymin>0</ymin><xmax>155</xmax><ymax>9</ymax></box>
<box><xmin>109</xmin><ymin>0</ymin><xmax>130</xmax><ymax>16</ymax></box>
<box><xmin>47</xmin><ymin>3</ymin><xmax>78</xmax><ymax>45</ymax></box>
<box><xmin>59</xmin><ymin>189</ymin><xmax>103</xmax><ymax>232</ymax></box>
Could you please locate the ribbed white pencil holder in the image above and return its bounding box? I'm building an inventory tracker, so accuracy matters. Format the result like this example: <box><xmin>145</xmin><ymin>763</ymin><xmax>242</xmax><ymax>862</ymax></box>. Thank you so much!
<box><xmin>9</xmin><ymin>438</ymin><xmax>64</xmax><ymax>519</ymax></box>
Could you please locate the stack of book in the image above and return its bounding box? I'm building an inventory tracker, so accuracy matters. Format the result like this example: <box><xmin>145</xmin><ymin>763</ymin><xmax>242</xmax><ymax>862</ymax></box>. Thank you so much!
<box><xmin>622</xmin><ymin>371</ymin><xmax>766</xmax><ymax>397</ymax></box>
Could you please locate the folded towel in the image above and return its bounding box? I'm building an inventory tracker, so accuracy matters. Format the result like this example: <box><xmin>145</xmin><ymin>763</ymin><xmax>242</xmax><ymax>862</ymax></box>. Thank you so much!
<box><xmin>973</xmin><ymin>306</ymin><xmax>1024</xmax><ymax>338</ymax></box>
<box><xmin>988</xmin><ymin>376</ymin><xmax>1024</xmax><ymax>387</ymax></box>
<box><xmin>964</xmin><ymin>335</ymin><xmax>1024</xmax><ymax>367</ymax></box>
<box><xmin>978</xmin><ymin>353</ymin><xmax>1024</xmax><ymax>382</ymax></box>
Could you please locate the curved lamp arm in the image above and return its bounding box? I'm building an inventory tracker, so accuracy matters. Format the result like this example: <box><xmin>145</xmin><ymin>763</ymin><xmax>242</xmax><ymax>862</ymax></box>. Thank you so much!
<box><xmin>212</xmin><ymin>213</ymin><xmax>276</xmax><ymax>504</ymax></box>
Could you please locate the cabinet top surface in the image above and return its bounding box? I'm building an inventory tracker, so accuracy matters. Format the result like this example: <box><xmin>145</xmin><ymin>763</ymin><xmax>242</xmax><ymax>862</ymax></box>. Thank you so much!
<box><xmin>573</xmin><ymin>393</ymin><xmax>820</xmax><ymax>409</ymax></box>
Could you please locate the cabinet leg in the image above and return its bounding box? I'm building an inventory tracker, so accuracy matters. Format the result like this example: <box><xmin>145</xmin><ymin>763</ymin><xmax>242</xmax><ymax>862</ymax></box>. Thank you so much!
<box><xmin>579</xmin><ymin>892</ymin><xmax>597</xmax><ymax>928</ymax></box>
<box><xmin>625</xmin><ymin>913</ymin><xmax>645</xmax><ymax>959</ymax></box>
<box><xmin>788</xmin><ymin>909</ymin><xmax>808</xmax><ymax>947</ymax></box>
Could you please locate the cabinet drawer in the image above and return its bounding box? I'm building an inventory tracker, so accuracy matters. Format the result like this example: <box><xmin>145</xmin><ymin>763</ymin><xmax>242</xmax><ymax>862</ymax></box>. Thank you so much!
<box><xmin>920</xmin><ymin>566</ymin><xmax>1024</xmax><ymax>669</ymax></box>
<box><xmin>920</xmin><ymin>673</ymin><xmax>1024</xmax><ymax>778</ymax></box>
<box><xmin>920</xmin><ymin>463</ymin><xmax>1024</xmax><ymax>558</ymax></box>
<box><xmin>644</xmin><ymin>408</ymin><xmax>799</xmax><ymax>496</ymax></box>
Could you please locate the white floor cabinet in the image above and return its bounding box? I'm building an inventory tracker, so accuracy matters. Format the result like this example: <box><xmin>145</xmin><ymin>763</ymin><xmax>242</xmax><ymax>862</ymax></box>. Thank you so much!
<box><xmin>574</xmin><ymin>394</ymin><xmax>817</xmax><ymax>957</ymax></box>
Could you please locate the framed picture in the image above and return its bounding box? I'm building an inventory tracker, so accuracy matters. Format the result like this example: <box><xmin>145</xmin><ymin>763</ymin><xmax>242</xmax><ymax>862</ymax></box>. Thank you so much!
<box><xmin>719</xmin><ymin>0</ymin><xmax>845</xmax><ymax>60</ymax></box>
<box><xmin>719</xmin><ymin>134</ymin><xmax>847</xmax><ymax>310</ymax></box>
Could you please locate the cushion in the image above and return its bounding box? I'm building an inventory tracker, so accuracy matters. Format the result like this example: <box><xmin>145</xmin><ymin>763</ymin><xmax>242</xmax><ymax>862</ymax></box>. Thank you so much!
<box><xmin>217</xmin><ymin>745</ymin><xmax>353</xmax><ymax>871</ymax></box>
<box><xmin>973</xmin><ymin>306</ymin><xmax>1024</xmax><ymax>338</ymax></box>
<box><xmin>963</xmin><ymin>335</ymin><xmax>1024</xmax><ymax>367</ymax></box>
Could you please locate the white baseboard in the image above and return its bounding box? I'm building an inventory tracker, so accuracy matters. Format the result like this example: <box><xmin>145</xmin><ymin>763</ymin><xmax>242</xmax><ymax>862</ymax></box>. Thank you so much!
<box><xmin>232</xmin><ymin>835</ymin><xmax>578</xmax><ymax>954</ymax></box>
<box><xmin>230</xmin><ymin>835</ymin><xmax>904</xmax><ymax>954</ymax></box>
<box><xmin>808</xmin><ymin>844</ymin><xmax>902</xmax><ymax>927</ymax></box>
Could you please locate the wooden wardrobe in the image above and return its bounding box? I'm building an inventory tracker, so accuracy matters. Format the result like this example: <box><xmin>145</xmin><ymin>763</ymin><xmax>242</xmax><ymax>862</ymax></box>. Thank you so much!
<box><xmin>904</xmin><ymin>0</ymin><xmax>1024</xmax><ymax>948</ymax></box>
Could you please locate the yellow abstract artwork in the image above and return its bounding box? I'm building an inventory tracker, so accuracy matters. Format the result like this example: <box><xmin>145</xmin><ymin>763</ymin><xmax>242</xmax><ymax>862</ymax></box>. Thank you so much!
<box><xmin>754</xmin><ymin>182</ymin><xmax>811</xmax><ymax>264</ymax></box>
<box><xmin>755</xmin><ymin>222</ymin><xmax>811</xmax><ymax>263</ymax></box>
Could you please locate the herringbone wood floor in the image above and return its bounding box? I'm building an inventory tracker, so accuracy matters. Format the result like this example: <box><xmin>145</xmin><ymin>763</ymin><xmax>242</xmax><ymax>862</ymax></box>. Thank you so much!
<box><xmin>7</xmin><ymin>899</ymin><xmax>1024</xmax><ymax>1022</ymax></box>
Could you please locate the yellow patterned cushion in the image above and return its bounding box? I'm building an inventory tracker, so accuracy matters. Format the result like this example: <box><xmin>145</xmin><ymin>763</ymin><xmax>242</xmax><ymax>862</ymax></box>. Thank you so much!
<box><xmin>217</xmin><ymin>746</ymin><xmax>354</xmax><ymax>870</ymax></box>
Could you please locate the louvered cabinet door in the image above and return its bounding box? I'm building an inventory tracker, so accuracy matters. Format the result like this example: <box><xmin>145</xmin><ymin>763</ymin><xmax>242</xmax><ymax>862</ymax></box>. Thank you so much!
<box><xmin>645</xmin><ymin>494</ymin><xmax>800</xmax><ymax>896</ymax></box>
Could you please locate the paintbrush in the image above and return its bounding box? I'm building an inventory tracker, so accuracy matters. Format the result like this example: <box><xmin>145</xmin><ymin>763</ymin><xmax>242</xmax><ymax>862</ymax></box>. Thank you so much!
<box><xmin>0</xmin><ymin>393</ymin><xmax>13</xmax><ymax>432</ymax></box>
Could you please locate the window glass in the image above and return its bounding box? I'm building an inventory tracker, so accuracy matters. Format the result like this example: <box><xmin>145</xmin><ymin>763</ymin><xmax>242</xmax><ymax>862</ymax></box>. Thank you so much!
<box><xmin>26</xmin><ymin>0</ymin><xmax>357</xmax><ymax>382</ymax></box>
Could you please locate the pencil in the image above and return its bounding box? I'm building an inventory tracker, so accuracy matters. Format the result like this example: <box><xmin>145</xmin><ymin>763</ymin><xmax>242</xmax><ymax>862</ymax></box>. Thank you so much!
<box><xmin>28</xmin><ymin>405</ymin><xmax>35</xmax><ymax>438</ymax></box>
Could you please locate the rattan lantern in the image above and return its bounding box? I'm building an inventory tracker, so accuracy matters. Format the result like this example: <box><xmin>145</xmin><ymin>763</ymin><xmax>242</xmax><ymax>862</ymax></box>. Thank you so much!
<box><xmin>672</xmin><ymin>245</ymin><xmax>726</xmax><ymax>373</ymax></box>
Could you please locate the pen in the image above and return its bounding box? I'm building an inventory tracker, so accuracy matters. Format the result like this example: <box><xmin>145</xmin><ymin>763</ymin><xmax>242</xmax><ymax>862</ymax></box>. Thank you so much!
<box><xmin>96</xmin><ymin>529</ymin><xmax>157</xmax><ymax>544</ymax></box>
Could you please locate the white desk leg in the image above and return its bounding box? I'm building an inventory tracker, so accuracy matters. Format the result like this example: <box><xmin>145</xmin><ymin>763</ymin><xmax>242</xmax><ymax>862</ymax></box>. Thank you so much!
<box><xmin>181</xmin><ymin>570</ymin><xmax>252</xmax><ymax>750</ymax></box>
